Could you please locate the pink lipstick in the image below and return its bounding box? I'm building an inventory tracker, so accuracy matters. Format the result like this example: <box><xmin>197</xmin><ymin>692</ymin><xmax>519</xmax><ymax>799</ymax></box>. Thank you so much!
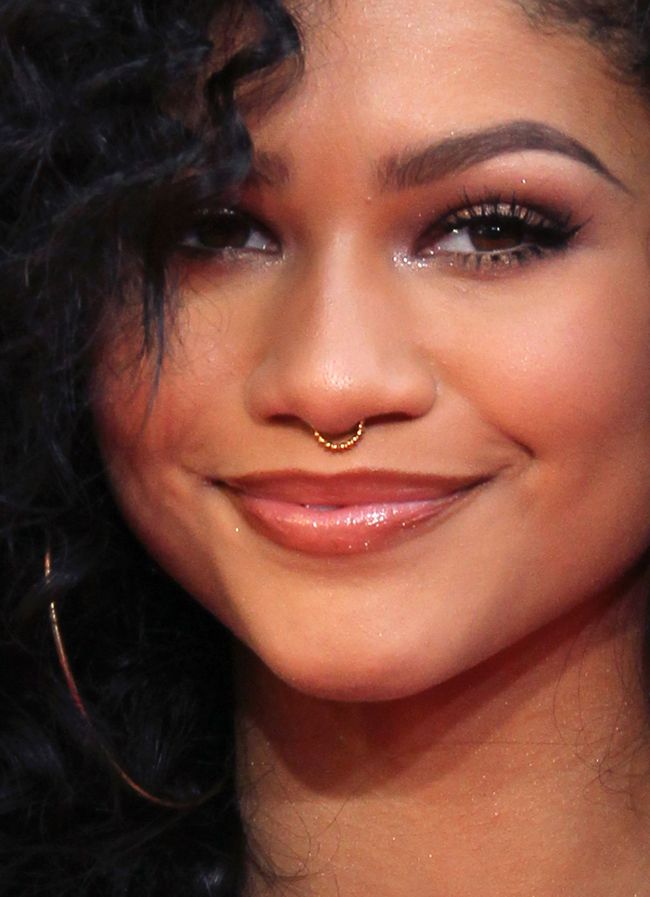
<box><xmin>216</xmin><ymin>470</ymin><xmax>488</xmax><ymax>555</ymax></box>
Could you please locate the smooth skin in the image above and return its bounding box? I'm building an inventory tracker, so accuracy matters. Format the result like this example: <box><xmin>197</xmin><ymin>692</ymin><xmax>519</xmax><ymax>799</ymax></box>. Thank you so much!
<box><xmin>94</xmin><ymin>0</ymin><xmax>650</xmax><ymax>893</ymax></box>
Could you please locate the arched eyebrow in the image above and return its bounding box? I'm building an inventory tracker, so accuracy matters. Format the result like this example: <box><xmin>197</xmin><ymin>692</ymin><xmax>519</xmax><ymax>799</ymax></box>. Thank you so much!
<box><xmin>245</xmin><ymin>120</ymin><xmax>629</xmax><ymax>194</ymax></box>
<box><xmin>376</xmin><ymin>119</ymin><xmax>629</xmax><ymax>192</ymax></box>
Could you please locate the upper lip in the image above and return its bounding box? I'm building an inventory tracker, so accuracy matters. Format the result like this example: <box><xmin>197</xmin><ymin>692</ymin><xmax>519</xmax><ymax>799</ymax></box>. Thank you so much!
<box><xmin>217</xmin><ymin>469</ymin><xmax>491</xmax><ymax>505</ymax></box>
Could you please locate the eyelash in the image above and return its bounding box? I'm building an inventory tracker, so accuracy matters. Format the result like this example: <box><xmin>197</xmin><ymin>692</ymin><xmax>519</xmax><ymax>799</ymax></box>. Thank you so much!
<box><xmin>176</xmin><ymin>194</ymin><xmax>582</xmax><ymax>274</ymax></box>
<box><xmin>413</xmin><ymin>196</ymin><xmax>582</xmax><ymax>272</ymax></box>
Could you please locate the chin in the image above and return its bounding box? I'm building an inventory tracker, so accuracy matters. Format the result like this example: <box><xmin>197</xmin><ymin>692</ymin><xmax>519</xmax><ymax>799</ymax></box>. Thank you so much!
<box><xmin>280</xmin><ymin>670</ymin><xmax>428</xmax><ymax>703</ymax></box>
<box><xmin>253</xmin><ymin>636</ymin><xmax>470</xmax><ymax>703</ymax></box>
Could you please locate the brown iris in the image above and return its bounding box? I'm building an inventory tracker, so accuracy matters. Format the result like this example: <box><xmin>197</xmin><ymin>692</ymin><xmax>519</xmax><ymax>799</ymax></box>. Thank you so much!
<box><xmin>466</xmin><ymin>216</ymin><xmax>527</xmax><ymax>252</ymax></box>
<box><xmin>193</xmin><ymin>209</ymin><xmax>254</xmax><ymax>250</ymax></box>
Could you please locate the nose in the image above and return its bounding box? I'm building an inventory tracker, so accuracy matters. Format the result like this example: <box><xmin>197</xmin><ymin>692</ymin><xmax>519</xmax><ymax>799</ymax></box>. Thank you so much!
<box><xmin>245</xmin><ymin>242</ymin><xmax>437</xmax><ymax>437</ymax></box>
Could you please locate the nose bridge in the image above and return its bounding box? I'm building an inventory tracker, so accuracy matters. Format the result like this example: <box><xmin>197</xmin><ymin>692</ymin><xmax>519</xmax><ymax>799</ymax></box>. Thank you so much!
<box><xmin>246</xmin><ymin>233</ymin><xmax>436</xmax><ymax>434</ymax></box>
<box><xmin>291</xmin><ymin>237</ymin><xmax>381</xmax><ymax>387</ymax></box>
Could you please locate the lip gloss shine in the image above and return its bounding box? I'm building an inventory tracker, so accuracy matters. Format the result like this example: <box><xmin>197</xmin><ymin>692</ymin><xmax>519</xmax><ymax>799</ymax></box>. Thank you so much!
<box><xmin>217</xmin><ymin>471</ymin><xmax>487</xmax><ymax>555</ymax></box>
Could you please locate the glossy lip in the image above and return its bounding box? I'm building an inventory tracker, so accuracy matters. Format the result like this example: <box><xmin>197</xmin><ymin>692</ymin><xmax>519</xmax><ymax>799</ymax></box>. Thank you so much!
<box><xmin>213</xmin><ymin>469</ymin><xmax>492</xmax><ymax>556</ymax></box>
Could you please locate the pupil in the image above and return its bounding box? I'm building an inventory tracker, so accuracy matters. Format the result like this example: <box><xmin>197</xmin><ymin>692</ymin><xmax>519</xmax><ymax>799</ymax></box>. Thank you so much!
<box><xmin>196</xmin><ymin>213</ymin><xmax>250</xmax><ymax>249</ymax></box>
<box><xmin>470</xmin><ymin>217</ymin><xmax>524</xmax><ymax>252</ymax></box>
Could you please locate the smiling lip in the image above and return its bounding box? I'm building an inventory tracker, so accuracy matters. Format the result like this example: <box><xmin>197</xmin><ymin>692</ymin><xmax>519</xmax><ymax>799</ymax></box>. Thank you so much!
<box><xmin>216</xmin><ymin>470</ymin><xmax>489</xmax><ymax>555</ymax></box>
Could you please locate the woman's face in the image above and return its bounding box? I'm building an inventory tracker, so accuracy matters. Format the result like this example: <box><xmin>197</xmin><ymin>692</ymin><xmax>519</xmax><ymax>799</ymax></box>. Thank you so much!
<box><xmin>95</xmin><ymin>0</ymin><xmax>650</xmax><ymax>700</ymax></box>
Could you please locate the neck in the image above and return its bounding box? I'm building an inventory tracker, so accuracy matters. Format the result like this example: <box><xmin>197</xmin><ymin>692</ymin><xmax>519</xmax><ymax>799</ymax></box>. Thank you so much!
<box><xmin>235</xmin><ymin>590</ymin><xmax>650</xmax><ymax>897</ymax></box>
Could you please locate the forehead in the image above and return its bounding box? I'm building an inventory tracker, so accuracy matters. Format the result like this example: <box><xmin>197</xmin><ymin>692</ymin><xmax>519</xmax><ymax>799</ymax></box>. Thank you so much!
<box><xmin>248</xmin><ymin>0</ymin><xmax>650</xmax><ymax>180</ymax></box>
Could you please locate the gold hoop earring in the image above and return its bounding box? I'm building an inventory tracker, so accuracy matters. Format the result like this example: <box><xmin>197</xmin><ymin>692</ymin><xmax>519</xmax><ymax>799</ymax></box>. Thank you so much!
<box><xmin>46</xmin><ymin>551</ymin><xmax>197</xmax><ymax>810</ymax></box>
<box><xmin>313</xmin><ymin>420</ymin><xmax>365</xmax><ymax>452</ymax></box>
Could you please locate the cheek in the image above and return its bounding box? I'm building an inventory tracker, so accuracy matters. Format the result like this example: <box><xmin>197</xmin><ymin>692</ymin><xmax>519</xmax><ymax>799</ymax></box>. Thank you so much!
<box><xmin>440</xmin><ymin>263</ymin><xmax>650</xmax><ymax>587</ymax></box>
<box><xmin>449</xmin><ymin>265</ymin><xmax>650</xmax><ymax>457</ymax></box>
<box><xmin>90</xmin><ymin>312</ymin><xmax>259</xmax><ymax>608</ymax></box>
<box><xmin>93</xmin><ymin>303</ymin><xmax>250</xmax><ymax>462</ymax></box>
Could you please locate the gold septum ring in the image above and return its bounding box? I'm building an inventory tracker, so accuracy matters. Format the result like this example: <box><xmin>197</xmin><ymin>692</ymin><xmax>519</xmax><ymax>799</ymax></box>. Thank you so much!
<box><xmin>313</xmin><ymin>420</ymin><xmax>365</xmax><ymax>452</ymax></box>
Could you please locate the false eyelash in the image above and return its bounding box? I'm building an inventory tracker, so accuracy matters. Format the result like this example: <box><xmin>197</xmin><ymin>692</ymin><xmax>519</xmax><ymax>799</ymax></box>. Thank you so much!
<box><xmin>415</xmin><ymin>191</ymin><xmax>584</xmax><ymax>272</ymax></box>
<box><xmin>446</xmin><ymin>194</ymin><xmax>573</xmax><ymax>231</ymax></box>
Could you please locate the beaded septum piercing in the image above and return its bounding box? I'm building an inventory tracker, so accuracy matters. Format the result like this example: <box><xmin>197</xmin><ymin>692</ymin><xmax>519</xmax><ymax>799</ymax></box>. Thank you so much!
<box><xmin>313</xmin><ymin>420</ymin><xmax>365</xmax><ymax>452</ymax></box>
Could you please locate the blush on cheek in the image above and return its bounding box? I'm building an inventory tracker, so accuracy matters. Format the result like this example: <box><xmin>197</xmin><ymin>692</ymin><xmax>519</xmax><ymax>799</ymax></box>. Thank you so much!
<box><xmin>455</xmin><ymin>273</ymin><xmax>650</xmax><ymax>455</ymax></box>
<box><xmin>93</xmin><ymin>328</ymin><xmax>214</xmax><ymax>464</ymax></box>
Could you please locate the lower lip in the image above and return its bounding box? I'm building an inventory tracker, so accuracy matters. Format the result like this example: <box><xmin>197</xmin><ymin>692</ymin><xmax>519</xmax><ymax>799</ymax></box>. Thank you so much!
<box><xmin>225</xmin><ymin>487</ymin><xmax>479</xmax><ymax>556</ymax></box>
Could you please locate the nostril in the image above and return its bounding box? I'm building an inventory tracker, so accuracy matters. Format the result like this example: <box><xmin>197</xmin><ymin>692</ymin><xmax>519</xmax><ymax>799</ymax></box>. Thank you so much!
<box><xmin>246</xmin><ymin>343</ymin><xmax>438</xmax><ymax>432</ymax></box>
<box><xmin>267</xmin><ymin>412</ymin><xmax>417</xmax><ymax>439</ymax></box>
<box><xmin>365</xmin><ymin>412</ymin><xmax>415</xmax><ymax>427</ymax></box>
<box><xmin>268</xmin><ymin>414</ymin><xmax>311</xmax><ymax>434</ymax></box>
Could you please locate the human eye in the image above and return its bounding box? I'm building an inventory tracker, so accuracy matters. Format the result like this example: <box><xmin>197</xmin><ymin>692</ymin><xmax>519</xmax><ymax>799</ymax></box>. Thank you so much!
<box><xmin>178</xmin><ymin>206</ymin><xmax>280</xmax><ymax>257</ymax></box>
<box><xmin>414</xmin><ymin>197</ymin><xmax>583</xmax><ymax>272</ymax></box>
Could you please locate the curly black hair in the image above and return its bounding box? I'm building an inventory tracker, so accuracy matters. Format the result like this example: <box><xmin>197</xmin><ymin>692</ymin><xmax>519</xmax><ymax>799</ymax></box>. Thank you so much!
<box><xmin>1</xmin><ymin>1</ymin><xmax>650</xmax><ymax>896</ymax></box>
<box><xmin>518</xmin><ymin>0</ymin><xmax>650</xmax><ymax>85</ymax></box>
<box><xmin>0</xmin><ymin>2</ymin><xmax>299</xmax><ymax>894</ymax></box>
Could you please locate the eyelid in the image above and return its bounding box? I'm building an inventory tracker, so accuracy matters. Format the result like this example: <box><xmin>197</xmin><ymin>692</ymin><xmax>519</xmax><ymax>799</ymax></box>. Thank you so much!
<box><xmin>411</xmin><ymin>191</ymin><xmax>583</xmax><ymax>272</ymax></box>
